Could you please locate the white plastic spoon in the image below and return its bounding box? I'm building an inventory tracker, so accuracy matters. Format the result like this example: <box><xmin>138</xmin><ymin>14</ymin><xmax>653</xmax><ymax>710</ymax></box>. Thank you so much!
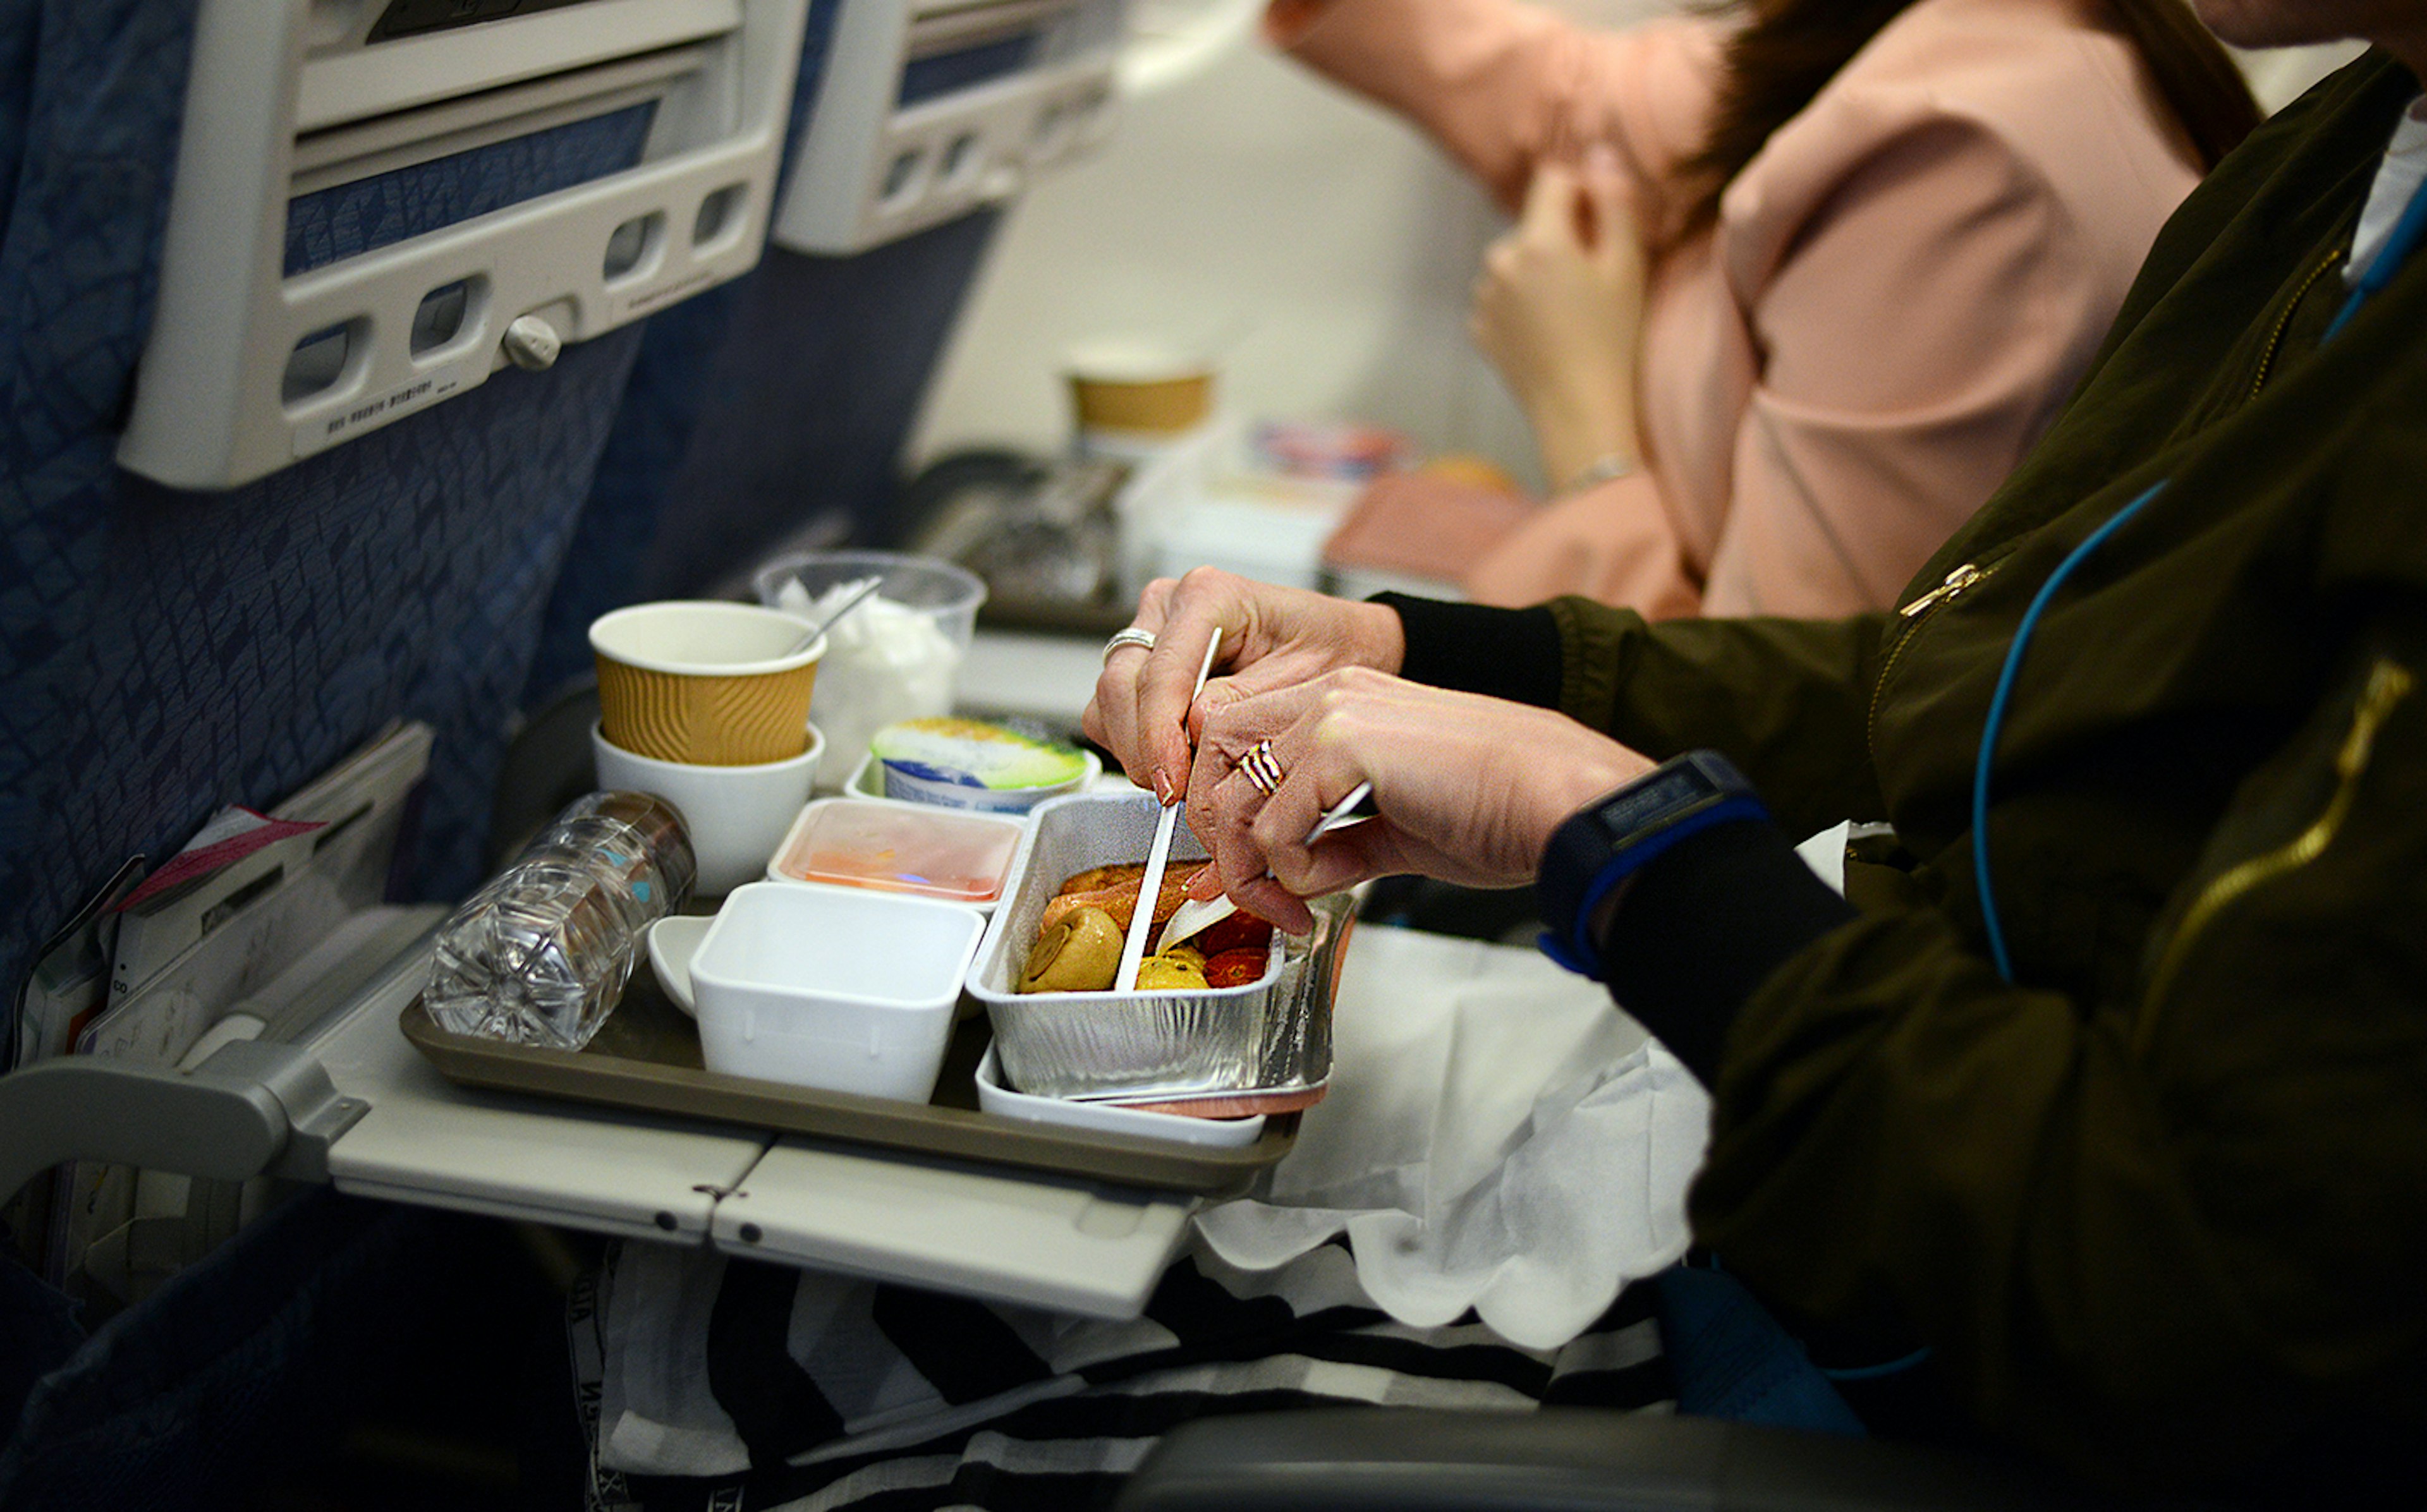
<box><xmin>781</xmin><ymin>575</ymin><xmax>882</xmax><ymax>658</ymax></box>
<box><xmin>1115</xmin><ymin>632</ymin><xmax>1224</xmax><ymax>991</ymax></box>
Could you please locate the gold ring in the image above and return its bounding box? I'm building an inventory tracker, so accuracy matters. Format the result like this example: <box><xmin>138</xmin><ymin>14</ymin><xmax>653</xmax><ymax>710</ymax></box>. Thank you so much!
<box><xmin>1240</xmin><ymin>739</ymin><xmax>1284</xmax><ymax>797</ymax></box>
<box><xmin>1102</xmin><ymin>626</ymin><xmax>1158</xmax><ymax>665</ymax></box>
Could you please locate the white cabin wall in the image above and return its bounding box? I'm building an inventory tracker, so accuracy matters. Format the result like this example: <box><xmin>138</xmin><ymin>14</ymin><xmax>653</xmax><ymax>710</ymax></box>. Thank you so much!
<box><xmin>906</xmin><ymin>28</ymin><xmax>1555</xmax><ymax>490</ymax></box>
<box><xmin>909</xmin><ymin>25</ymin><xmax>2367</xmax><ymax>488</ymax></box>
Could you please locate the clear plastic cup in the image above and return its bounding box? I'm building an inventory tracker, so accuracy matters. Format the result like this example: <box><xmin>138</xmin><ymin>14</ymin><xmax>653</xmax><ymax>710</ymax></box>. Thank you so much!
<box><xmin>751</xmin><ymin>551</ymin><xmax>986</xmax><ymax>791</ymax></box>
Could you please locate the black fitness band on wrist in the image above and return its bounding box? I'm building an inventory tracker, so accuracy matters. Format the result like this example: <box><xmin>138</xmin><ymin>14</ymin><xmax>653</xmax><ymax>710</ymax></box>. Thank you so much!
<box><xmin>1536</xmin><ymin>751</ymin><xmax>1770</xmax><ymax>981</ymax></box>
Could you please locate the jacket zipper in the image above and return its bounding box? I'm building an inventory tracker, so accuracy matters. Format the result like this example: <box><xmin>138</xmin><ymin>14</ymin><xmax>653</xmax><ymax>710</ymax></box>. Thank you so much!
<box><xmin>1880</xmin><ymin>251</ymin><xmax>2345</xmax><ymax>775</ymax></box>
<box><xmin>1901</xmin><ymin>562</ymin><xmax>1988</xmax><ymax>620</ymax></box>
<box><xmin>1867</xmin><ymin>559</ymin><xmax>2006</xmax><ymax>753</ymax></box>
<box><xmin>2247</xmin><ymin>249</ymin><xmax>2345</xmax><ymax>401</ymax></box>
<box><xmin>2134</xmin><ymin>657</ymin><xmax>2416</xmax><ymax>1056</ymax></box>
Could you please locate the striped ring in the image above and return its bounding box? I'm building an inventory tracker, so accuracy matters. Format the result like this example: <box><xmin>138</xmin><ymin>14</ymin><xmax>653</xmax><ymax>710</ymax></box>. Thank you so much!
<box><xmin>1102</xmin><ymin>627</ymin><xmax>1158</xmax><ymax>664</ymax></box>
<box><xmin>1239</xmin><ymin>739</ymin><xmax>1285</xmax><ymax>797</ymax></box>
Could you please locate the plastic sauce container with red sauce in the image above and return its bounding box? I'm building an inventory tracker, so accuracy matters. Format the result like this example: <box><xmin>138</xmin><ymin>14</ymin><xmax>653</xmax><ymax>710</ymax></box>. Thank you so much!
<box><xmin>768</xmin><ymin>798</ymin><xmax>1023</xmax><ymax>909</ymax></box>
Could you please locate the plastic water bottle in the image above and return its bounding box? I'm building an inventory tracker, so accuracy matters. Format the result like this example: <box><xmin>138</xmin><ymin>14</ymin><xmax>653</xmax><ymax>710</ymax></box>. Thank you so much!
<box><xmin>425</xmin><ymin>791</ymin><xmax>696</xmax><ymax>1049</ymax></box>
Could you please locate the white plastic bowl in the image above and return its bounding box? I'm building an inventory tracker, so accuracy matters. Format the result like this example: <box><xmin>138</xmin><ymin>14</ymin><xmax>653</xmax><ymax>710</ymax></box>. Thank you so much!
<box><xmin>646</xmin><ymin>915</ymin><xmax>714</xmax><ymax>1017</ymax></box>
<box><xmin>686</xmin><ymin>882</ymin><xmax>985</xmax><ymax>1102</ymax></box>
<box><xmin>591</xmin><ymin>720</ymin><xmax>823</xmax><ymax>896</ymax></box>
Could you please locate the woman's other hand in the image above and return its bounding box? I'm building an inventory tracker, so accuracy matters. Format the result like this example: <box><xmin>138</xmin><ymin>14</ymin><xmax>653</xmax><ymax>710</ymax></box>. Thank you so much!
<box><xmin>1082</xmin><ymin>568</ymin><xmax>1405</xmax><ymax>806</ymax></box>
<box><xmin>1471</xmin><ymin>148</ymin><xmax>1646</xmax><ymax>492</ymax></box>
<box><xmin>1188</xmin><ymin>668</ymin><xmax>1652</xmax><ymax>933</ymax></box>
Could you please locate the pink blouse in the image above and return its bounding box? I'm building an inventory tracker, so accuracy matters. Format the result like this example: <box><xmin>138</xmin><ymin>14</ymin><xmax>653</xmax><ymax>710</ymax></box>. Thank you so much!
<box><xmin>1279</xmin><ymin>0</ymin><xmax>2205</xmax><ymax>617</ymax></box>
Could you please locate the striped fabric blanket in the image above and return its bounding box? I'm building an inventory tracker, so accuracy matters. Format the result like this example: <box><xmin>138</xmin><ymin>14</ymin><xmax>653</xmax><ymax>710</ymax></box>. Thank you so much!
<box><xmin>575</xmin><ymin>1236</ymin><xmax>1672</xmax><ymax>1512</ymax></box>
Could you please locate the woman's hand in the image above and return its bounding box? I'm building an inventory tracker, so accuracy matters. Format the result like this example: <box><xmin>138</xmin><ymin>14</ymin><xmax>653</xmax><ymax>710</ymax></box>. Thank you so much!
<box><xmin>1186</xmin><ymin>668</ymin><xmax>1653</xmax><ymax>933</ymax></box>
<box><xmin>1471</xmin><ymin>149</ymin><xmax>1647</xmax><ymax>492</ymax></box>
<box><xmin>1081</xmin><ymin>567</ymin><xmax>1405</xmax><ymax>805</ymax></box>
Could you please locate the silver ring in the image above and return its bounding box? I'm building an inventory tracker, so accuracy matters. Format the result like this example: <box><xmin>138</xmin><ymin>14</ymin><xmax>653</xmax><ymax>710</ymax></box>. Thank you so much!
<box><xmin>1102</xmin><ymin>626</ymin><xmax>1157</xmax><ymax>664</ymax></box>
<box><xmin>1240</xmin><ymin>739</ymin><xmax>1284</xmax><ymax>797</ymax></box>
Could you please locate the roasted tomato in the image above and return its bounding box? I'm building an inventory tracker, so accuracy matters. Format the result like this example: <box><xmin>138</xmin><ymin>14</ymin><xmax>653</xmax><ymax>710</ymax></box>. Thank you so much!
<box><xmin>1192</xmin><ymin>913</ymin><xmax>1274</xmax><ymax>958</ymax></box>
<box><xmin>1202</xmin><ymin>948</ymin><xmax>1267</xmax><ymax>989</ymax></box>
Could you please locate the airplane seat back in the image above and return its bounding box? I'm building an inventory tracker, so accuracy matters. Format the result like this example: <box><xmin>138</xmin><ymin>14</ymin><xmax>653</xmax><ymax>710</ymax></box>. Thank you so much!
<box><xmin>0</xmin><ymin>0</ymin><xmax>752</xmax><ymax>1034</ymax></box>
<box><xmin>0</xmin><ymin>0</ymin><xmax>821</xmax><ymax>1024</ymax></box>
<box><xmin>0</xmin><ymin>0</ymin><xmax>650</xmax><ymax>1017</ymax></box>
<box><xmin>521</xmin><ymin>0</ymin><xmax>1116</xmax><ymax>699</ymax></box>
<box><xmin>643</xmin><ymin>213</ymin><xmax>1002</xmax><ymax>579</ymax></box>
<box><xmin>520</xmin><ymin>0</ymin><xmax>834</xmax><ymax>710</ymax></box>
<box><xmin>0</xmin><ymin>0</ymin><xmax>685</xmax><ymax>1492</ymax></box>
<box><xmin>0</xmin><ymin>0</ymin><xmax>818</xmax><ymax>1493</ymax></box>
<box><xmin>523</xmin><ymin>209</ymin><xmax>1001</xmax><ymax>706</ymax></box>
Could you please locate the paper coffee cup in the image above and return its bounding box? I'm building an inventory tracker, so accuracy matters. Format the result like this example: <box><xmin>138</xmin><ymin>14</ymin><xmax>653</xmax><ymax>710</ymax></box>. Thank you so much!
<box><xmin>1066</xmin><ymin>338</ymin><xmax>1214</xmax><ymax>445</ymax></box>
<box><xmin>590</xmin><ymin>602</ymin><xmax>824</xmax><ymax>766</ymax></box>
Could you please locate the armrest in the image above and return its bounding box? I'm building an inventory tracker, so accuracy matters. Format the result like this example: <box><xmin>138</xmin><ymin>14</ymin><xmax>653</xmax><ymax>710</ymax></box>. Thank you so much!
<box><xmin>1112</xmin><ymin>1408</ymin><xmax>2106</xmax><ymax>1512</ymax></box>
<box><xmin>0</xmin><ymin>1040</ymin><xmax>367</xmax><ymax>1204</ymax></box>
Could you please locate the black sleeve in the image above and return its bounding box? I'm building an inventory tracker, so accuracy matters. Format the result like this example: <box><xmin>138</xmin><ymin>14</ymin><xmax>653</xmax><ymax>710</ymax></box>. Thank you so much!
<box><xmin>1372</xmin><ymin>593</ymin><xmax>1563</xmax><ymax>709</ymax></box>
<box><xmin>1595</xmin><ymin>820</ymin><xmax>1857</xmax><ymax>1083</ymax></box>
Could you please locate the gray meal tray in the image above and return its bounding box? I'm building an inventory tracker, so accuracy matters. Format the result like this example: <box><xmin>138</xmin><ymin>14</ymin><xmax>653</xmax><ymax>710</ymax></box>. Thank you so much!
<box><xmin>399</xmin><ymin>953</ymin><xmax>1300</xmax><ymax>1197</ymax></box>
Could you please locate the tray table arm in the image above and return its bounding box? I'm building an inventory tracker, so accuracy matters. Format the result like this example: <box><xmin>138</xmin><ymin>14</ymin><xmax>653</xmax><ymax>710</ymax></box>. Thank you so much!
<box><xmin>0</xmin><ymin>1039</ymin><xmax>369</xmax><ymax>1204</ymax></box>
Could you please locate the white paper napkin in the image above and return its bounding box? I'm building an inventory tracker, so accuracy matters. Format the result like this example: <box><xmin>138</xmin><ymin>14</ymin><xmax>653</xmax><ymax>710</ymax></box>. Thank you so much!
<box><xmin>1195</xmin><ymin>828</ymin><xmax>1853</xmax><ymax>1352</ymax></box>
<box><xmin>1194</xmin><ymin>928</ymin><xmax>1712</xmax><ymax>1350</ymax></box>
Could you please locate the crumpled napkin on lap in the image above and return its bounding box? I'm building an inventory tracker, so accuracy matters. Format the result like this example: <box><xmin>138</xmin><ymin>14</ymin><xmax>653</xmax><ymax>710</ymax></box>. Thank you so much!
<box><xmin>1193</xmin><ymin>926</ymin><xmax>1712</xmax><ymax>1351</ymax></box>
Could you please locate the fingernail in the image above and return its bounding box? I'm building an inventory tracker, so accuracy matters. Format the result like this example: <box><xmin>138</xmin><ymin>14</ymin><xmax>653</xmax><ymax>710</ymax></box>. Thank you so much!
<box><xmin>1154</xmin><ymin>770</ymin><xmax>1177</xmax><ymax>805</ymax></box>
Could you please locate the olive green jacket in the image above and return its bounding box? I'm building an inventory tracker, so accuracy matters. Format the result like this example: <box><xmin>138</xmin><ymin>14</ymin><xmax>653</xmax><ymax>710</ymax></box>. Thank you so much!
<box><xmin>1547</xmin><ymin>57</ymin><xmax>2427</xmax><ymax>1492</ymax></box>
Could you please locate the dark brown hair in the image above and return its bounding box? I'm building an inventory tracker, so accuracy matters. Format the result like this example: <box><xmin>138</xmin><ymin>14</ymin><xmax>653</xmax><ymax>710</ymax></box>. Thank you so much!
<box><xmin>1671</xmin><ymin>0</ymin><xmax>2260</xmax><ymax>241</ymax></box>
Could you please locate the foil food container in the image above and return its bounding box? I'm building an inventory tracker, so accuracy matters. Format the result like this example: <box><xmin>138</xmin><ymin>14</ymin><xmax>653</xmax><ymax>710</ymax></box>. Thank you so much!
<box><xmin>1085</xmin><ymin>888</ymin><xmax>1349</xmax><ymax>1115</ymax></box>
<box><xmin>1249</xmin><ymin>888</ymin><xmax>1346</xmax><ymax>1093</ymax></box>
<box><xmin>970</xmin><ymin>790</ymin><xmax>1308</xmax><ymax>1101</ymax></box>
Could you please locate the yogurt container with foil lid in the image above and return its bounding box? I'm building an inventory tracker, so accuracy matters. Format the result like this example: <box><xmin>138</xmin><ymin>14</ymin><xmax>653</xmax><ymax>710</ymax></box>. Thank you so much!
<box><xmin>873</xmin><ymin>717</ymin><xmax>1092</xmax><ymax>812</ymax></box>
<box><xmin>848</xmin><ymin>745</ymin><xmax>1102</xmax><ymax>806</ymax></box>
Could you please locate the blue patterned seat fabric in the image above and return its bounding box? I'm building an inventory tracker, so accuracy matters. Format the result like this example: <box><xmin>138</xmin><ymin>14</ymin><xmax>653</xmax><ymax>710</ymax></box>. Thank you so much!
<box><xmin>0</xmin><ymin>0</ymin><xmax>666</xmax><ymax>1495</ymax></box>
<box><xmin>0</xmin><ymin>0</ymin><xmax>1007</xmax><ymax>1496</ymax></box>
<box><xmin>284</xmin><ymin>100</ymin><xmax>658</xmax><ymax>275</ymax></box>
<box><xmin>0</xmin><ymin>0</ymin><xmax>655</xmax><ymax>1038</ymax></box>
